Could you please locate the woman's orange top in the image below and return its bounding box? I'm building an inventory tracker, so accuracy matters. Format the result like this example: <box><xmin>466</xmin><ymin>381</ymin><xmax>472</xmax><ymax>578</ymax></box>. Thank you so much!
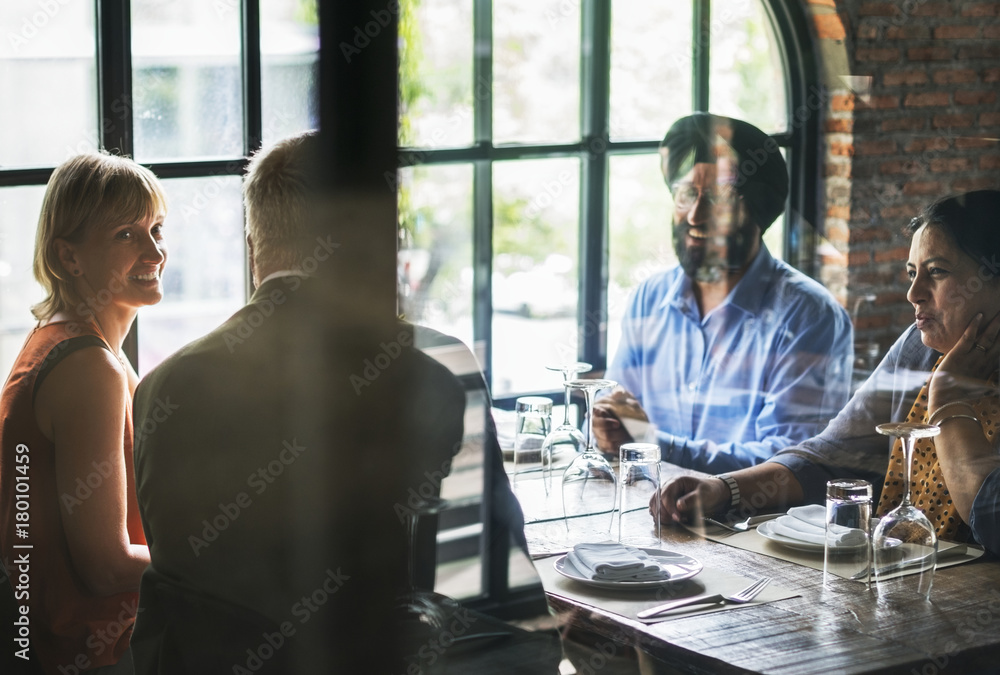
<box><xmin>0</xmin><ymin>321</ymin><xmax>146</xmax><ymax>674</ymax></box>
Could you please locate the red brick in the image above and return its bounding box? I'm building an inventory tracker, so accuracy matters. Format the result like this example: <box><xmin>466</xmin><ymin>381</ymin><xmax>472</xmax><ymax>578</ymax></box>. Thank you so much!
<box><xmin>930</xmin><ymin>157</ymin><xmax>974</xmax><ymax>172</ymax></box>
<box><xmin>987</xmin><ymin>25</ymin><xmax>1000</xmax><ymax>39</ymax></box>
<box><xmin>879</xmin><ymin>160</ymin><xmax>924</xmax><ymax>175</ymax></box>
<box><xmin>955</xmin><ymin>136</ymin><xmax>996</xmax><ymax>149</ymax></box>
<box><xmin>912</xmin><ymin>2</ymin><xmax>953</xmax><ymax>16</ymax></box>
<box><xmin>981</xmin><ymin>112</ymin><xmax>1000</xmax><ymax>126</ymax></box>
<box><xmin>932</xmin><ymin>68</ymin><xmax>977</xmax><ymax>84</ymax></box>
<box><xmin>824</xmin><ymin>163</ymin><xmax>852</xmax><ymax>178</ymax></box>
<box><xmin>860</xmin><ymin>95</ymin><xmax>899</xmax><ymax>109</ymax></box>
<box><xmin>881</xmin><ymin>117</ymin><xmax>926</xmax><ymax>132</ymax></box>
<box><xmin>907</xmin><ymin>46</ymin><xmax>954</xmax><ymax>61</ymax></box>
<box><xmin>954</xmin><ymin>176</ymin><xmax>1000</xmax><ymax>191</ymax></box>
<box><xmin>961</xmin><ymin>2</ymin><xmax>1000</xmax><ymax>16</ymax></box>
<box><xmin>849</xmin><ymin>250</ymin><xmax>872</xmax><ymax>266</ymax></box>
<box><xmin>827</xmin><ymin>205</ymin><xmax>851</xmax><ymax>220</ymax></box>
<box><xmin>985</xmin><ymin>68</ymin><xmax>1000</xmax><ymax>83</ymax></box>
<box><xmin>814</xmin><ymin>13</ymin><xmax>847</xmax><ymax>40</ymax></box>
<box><xmin>856</xmin><ymin>140</ymin><xmax>897</xmax><ymax>155</ymax></box>
<box><xmin>830</xmin><ymin>141</ymin><xmax>854</xmax><ymax>157</ymax></box>
<box><xmin>831</xmin><ymin>94</ymin><xmax>855</xmax><ymax>111</ymax></box>
<box><xmin>851</xmin><ymin>227</ymin><xmax>893</xmax><ymax>243</ymax></box>
<box><xmin>904</xmin><ymin>137</ymin><xmax>950</xmax><ymax>153</ymax></box>
<box><xmin>824</xmin><ymin>119</ymin><xmax>854</xmax><ymax>133</ymax></box>
<box><xmin>959</xmin><ymin>45</ymin><xmax>1000</xmax><ymax>59</ymax></box>
<box><xmin>875</xmin><ymin>246</ymin><xmax>910</xmax><ymax>263</ymax></box>
<box><xmin>933</xmin><ymin>113</ymin><xmax>976</xmax><ymax>128</ymax></box>
<box><xmin>881</xmin><ymin>204</ymin><xmax>920</xmax><ymax>220</ymax></box>
<box><xmin>904</xmin><ymin>92</ymin><xmax>951</xmax><ymax>107</ymax></box>
<box><xmin>858</xmin><ymin>2</ymin><xmax>897</xmax><ymax>16</ymax></box>
<box><xmin>857</xmin><ymin>47</ymin><xmax>901</xmax><ymax>62</ymax></box>
<box><xmin>955</xmin><ymin>90</ymin><xmax>998</xmax><ymax>105</ymax></box>
<box><xmin>884</xmin><ymin>69</ymin><xmax>930</xmax><ymax>86</ymax></box>
<box><xmin>855</xmin><ymin>314</ymin><xmax>892</xmax><ymax>330</ymax></box>
<box><xmin>903</xmin><ymin>181</ymin><xmax>944</xmax><ymax>196</ymax></box>
<box><xmin>888</xmin><ymin>25</ymin><xmax>932</xmax><ymax>39</ymax></box>
<box><xmin>856</xmin><ymin>21</ymin><xmax>879</xmax><ymax>40</ymax></box>
<box><xmin>935</xmin><ymin>25</ymin><xmax>981</xmax><ymax>39</ymax></box>
<box><xmin>981</xmin><ymin>154</ymin><xmax>1000</xmax><ymax>169</ymax></box>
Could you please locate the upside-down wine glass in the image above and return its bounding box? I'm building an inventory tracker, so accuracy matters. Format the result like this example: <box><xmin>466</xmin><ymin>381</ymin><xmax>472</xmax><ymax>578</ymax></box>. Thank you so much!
<box><xmin>561</xmin><ymin>379</ymin><xmax>618</xmax><ymax>540</ymax></box>
<box><xmin>539</xmin><ymin>362</ymin><xmax>592</xmax><ymax>493</ymax></box>
<box><xmin>873</xmin><ymin>422</ymin><xmax>941</xmax><ymax>603</ymax></box>
<box><xmin>396</xmin><ymin>495</ymin><xmax>455</xmax><ymax>630</ymax></box>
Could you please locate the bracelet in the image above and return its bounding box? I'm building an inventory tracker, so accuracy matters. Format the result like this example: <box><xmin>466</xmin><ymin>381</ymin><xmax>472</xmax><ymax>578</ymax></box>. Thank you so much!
<box><xmin>929</xmin><ymin>401</ymin><xmax>978</xmax><ymax>426</ymax></box>
<box><xmin>716</xmin><ymin>474</ymin><xmax>741</xmax><ymax>512</ymax></box>
<box><xmin>934</xmin><ymin>413</ymin><xmax>981</xmax><ymax>428</ymax></box>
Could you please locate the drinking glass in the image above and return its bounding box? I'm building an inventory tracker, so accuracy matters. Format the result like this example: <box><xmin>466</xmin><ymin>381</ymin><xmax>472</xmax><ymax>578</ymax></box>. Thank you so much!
<box><xmin>396</xmin><ymin>495</ymin><xmax>452</xmax><ymax>627</ymax></box>
<box><xmin>561</xmin><ymin>378</ymin><xmax>618</xmax><ymax>539</ymax></box>
<box><xmin>873</xmin><ymin>422</ymin><xmax>941</xmax><ymax>603</ymax></box>
<box><xmin>512</xmin><ymin>396</ymin><xmax>553</xmax><ymax>500</ymax></box>
<box><xmin>618</xmin><ymin>442</ymin><xmax>661</xmax><ymax>547</ymax></box>
<box><xmin>539</xmin><ymin>362</ymin><xmax>591</xmax><ymax>492</ymax></box>
<box><xmin>823</xmin><ymin>479</ymin><xmax>871</xmax><ymax>589</ymax></box>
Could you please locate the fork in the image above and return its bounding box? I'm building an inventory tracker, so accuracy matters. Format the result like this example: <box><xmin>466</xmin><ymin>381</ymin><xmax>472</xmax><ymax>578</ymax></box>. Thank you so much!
<box><xmin>704</xmin><ymin>516</ymin><xmax>753</xmax><ymax>533</ymax></box>
<box><xmin>636</xmin><ymin>577</ymin><xmax>771</xmax><ymax>620</ymax></box>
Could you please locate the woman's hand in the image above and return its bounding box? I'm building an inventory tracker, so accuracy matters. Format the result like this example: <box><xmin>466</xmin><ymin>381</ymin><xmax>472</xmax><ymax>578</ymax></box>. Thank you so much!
<box><xmin>930</xmin><ymin>310</ymin><xmax>1000</xmax><ymax>409</ymax></box>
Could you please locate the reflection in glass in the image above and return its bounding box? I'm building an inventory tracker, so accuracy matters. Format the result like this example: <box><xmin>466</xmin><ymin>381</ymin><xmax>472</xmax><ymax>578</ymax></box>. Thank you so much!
<box><xmin>607</xmin><ymin>154</ymin><xmax>676</xmax><ymax>360</ymax></box>
<box><xmin>610</xmin><ymin>1</ymin><xmax>692</xmax><ymax>142</ymax></box>
<box><xmin>261</xmin><ymin>0</ymin><xmax>319</xmax><ymax>145</ymax></box>
<box><xmin>0</xmin><ymin>187</ymin><xmax>47</xmax><ymax>378</ymax></box>
<box><xmin>131</xmin><ymin>0</ymin><xmax>242</xmax><ymax>161</ymax></box>
<box><xmin>137</xmin><ymin>176</ymin><xmax>245</xmax><ymax>375</ymax></box>
<box><xmin>397</xmin><ymin>164</ymin><xmax>474</xmax><ymax>347</ymax></box>
<box><xmin>709</xmin><ymin>0</ymin><xmax>786</xmax><ymax>134</ymax></box>
<box><xmin>493</xmin><ymin>0</ymin><xmax>580</xmax><ymax>145</ymax></box>
<box><xmin>398</xmin><ymin>0</ymin><xmax>474</xmax><ymax>148</ymax></box>
<box><xmin>492</xmin><ymin>158</ymin><xmax>579</xmax><ymax>396</ymax></box>
<box><xmin>0</xmin><ymin>0</ymin><xmax>97</xmax><ymax>167</ymax></box>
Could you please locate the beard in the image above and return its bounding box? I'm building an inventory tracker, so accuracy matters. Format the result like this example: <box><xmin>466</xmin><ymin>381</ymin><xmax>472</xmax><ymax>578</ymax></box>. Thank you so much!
<box><xmin>673</xmin><ymin>220</ymin><xmax>757</xmax><ymax>283</ymax></box>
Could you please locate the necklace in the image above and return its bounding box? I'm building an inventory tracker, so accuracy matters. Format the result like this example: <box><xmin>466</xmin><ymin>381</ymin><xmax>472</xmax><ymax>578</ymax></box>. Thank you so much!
<box><xmin>89</xmin><ymin>312</ymin><xmax>129</xmax><ymax>373</ymax></box>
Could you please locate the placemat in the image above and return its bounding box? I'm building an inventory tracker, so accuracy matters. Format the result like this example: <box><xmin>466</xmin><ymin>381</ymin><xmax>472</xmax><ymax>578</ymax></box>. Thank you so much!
<box><xmin>536</xmin><ymin>553</ymin><xmax>799</xmax><ymax>624</ymax></box>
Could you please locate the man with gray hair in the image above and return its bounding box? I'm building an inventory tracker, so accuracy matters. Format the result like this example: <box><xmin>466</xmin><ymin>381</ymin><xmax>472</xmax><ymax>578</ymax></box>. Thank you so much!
<box><xmin>595</xmin><ymin>113</ymin><xmax>854</xmax><ymax>479</ymax></box>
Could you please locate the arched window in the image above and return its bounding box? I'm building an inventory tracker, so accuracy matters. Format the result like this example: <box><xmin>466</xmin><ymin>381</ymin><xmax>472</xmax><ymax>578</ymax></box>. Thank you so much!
<box><xmin>397</xmin><ymin>0</ymin><xmax>819</xmax><ymax>402</ymax></box>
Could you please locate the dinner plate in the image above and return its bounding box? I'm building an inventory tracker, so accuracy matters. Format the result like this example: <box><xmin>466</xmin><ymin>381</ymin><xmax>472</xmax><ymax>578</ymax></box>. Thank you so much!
<box><xmin>554</xmin><ymin>548</ymin><xmax>702</xmax><ymax>589</ymax></box>
<box><xmin>756</xmin><ymin>520</ymin><xmax>899</xmax><ymax>554</ymax></box>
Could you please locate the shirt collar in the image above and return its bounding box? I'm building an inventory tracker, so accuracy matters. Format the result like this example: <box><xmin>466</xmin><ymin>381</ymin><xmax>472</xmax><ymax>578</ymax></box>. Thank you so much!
<box><xmin>661</xmin><ymin>243</ymin><xmax>778</xmax><ymax>318</ymax></box>
<box><xmin>257</xmin><ymin>270</ymin><xmax>311</xmax><ymax>287</ymax></box>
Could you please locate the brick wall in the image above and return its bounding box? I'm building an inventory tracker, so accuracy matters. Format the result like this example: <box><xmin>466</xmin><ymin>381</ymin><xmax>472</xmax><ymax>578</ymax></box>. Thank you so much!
<box><xmin>804</xmin><ymin>0</ymin><xmax>1000</xmax><ymax>362</ymax></box>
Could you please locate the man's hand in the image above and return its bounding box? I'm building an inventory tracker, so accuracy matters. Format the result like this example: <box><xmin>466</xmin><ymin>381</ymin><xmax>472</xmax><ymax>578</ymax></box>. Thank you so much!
<box><xmin>591</xmin><ymin>386</ymin><xmax>646</xmax><ymax>455</ymax></box>
<box><xmin>650</xmin><ymin>475</ymin><xmax>729</xmax><ymax>525</ymax></box>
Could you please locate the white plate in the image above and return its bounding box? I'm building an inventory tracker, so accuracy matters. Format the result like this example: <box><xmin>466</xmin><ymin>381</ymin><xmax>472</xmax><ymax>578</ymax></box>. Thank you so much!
<box><xmin>554</xmin><ymin>548</ymin><xmax>702</xmax><ymax>589</ymax></box>
<box><xmin>756</xmin><ymin>520</ymin><xmax>895</xmax><ymax>554</ymax></box>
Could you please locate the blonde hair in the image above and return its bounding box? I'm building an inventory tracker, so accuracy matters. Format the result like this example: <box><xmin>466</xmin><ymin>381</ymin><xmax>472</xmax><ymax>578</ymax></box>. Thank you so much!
<box><xmin>242</xmin><ymin>131</ymin><xmax>318</xmax><ymax>273</ymax></box>
<box><xmin>32</xmin><ymin>153</ymin><xmax>167</xmax><ymax>321</ymax></box>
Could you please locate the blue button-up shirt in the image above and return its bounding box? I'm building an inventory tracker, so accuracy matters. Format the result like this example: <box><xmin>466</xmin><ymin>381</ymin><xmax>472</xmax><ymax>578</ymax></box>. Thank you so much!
<box><xmin>606</xmin><ymin>245</ymin><xmax>854</xmax><ymax>473</ymax></box>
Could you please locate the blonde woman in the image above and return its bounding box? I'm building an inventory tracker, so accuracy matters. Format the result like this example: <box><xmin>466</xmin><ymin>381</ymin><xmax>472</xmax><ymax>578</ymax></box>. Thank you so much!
<box><xmin>0</xmin><ymin>153</ymin><xmax>167</xmax><ymax>674</ymax></box>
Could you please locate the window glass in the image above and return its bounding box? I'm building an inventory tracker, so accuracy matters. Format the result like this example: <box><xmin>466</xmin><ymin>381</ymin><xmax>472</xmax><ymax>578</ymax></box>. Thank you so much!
<box><xmin>261</xmin><ymin>0</ymin><xmax>319</xmax><ymax>144</ymax></box>
<box><xmin>610</xmin><ymin>1</ymin><xmax>692</xmax><ymax>142</ymax></box>
<box><xmin>137</xmin><ymin>176</ymin><xmax>245</xmax><ymax>374</ymax></box>
<box><xmin>398</xmin><ymin>0</ymin><xmax>474</xmax><ymax>149</ymax></box>
<box><xmin>709</xmin><ymin>0</ymin><xmax>787</xmax><ymax>134</ymax></box>
<box><xmin>398</xmin><ymin>164</ymin><xmax>475</xmax><ymax>348</ymax></box>
<box><xmin>493</xmin><ymin>0</ymin><xmax>580</xmax><ymax>145</ymax></box>
<box><xmin>0</xmin><ymin>186</ymin><xmax>47</xmax><ymax>378</ymax></box>
<box><xmin>492</xmin><ymin>158</ymin><xmax>579</xmax><ymax>396</ymax></box>
<box><xmin>607</xmin><ymin>154</ymin><xmax>676</xmax><ymax>361</ymax></box>
<box><xmin>0</xmin><ymin>0</ymin><xmax>97</xmax><ymax>167</ymax></box>
<box><xmin>131</xmin><ymin>0</ymin><xmax>243</xmax><ymax>161</ymax></box>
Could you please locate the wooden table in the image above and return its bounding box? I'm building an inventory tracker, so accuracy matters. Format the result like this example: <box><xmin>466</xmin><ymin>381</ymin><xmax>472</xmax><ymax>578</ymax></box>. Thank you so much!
<box><xmin>517</xmin><ymin>464</ymin><xmax>1000</xmax><ymax>675</ymax></box>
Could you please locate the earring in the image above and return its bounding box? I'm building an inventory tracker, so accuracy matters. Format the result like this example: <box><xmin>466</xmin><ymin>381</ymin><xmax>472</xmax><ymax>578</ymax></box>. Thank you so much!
<box><xmin>72</xmin><ymin>269</ymin><xmax>81</xmax><ymax>276</ymax></box>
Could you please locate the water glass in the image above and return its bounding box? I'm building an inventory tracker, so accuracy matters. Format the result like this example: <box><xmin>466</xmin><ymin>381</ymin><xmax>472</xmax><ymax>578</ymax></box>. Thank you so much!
<box><xmin>512</xmin><ymin>396</ymin><xmax>552</xmax><ymax>493</ymax></box>
<box><xmin>824</xmin><ymin>479</ymin><xmax>872</xmax><ymax>589</ymax></box>
<box><xmin>618</xmin><ymin>443</ymin><xmax>661</xmax><ymax>547</ymax></box>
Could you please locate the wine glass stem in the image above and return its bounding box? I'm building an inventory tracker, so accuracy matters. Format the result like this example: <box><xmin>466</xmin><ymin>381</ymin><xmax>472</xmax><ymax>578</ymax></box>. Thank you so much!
<box><xmin>561</xmin><ymin>373</ymin><xmax>572</xmax><ymax>427</ymax></box>
<box><xmin>583</xmin><ymin>387</ymin><xmax>596</xmax><ymax>453</ymax></box>
<box><xmin>900</xmin><ymin>434</ymin><xmax>915</xmax><ymax>507</ymax></box>
<box><xmin>406</xmin><ymin>511</ymin><xmax>418</xmax><ymax>591</ymax></box>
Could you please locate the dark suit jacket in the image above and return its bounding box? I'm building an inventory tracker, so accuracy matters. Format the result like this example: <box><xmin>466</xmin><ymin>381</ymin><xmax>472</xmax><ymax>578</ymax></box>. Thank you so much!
<box><xmin>131</xmin><ymin>276</ymin><xmax>466</xmax><ymax>673</ymax></box>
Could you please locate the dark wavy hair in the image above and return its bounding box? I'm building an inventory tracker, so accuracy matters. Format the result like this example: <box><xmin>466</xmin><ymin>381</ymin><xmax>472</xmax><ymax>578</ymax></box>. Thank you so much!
<box><xmin>905</xmin><ymin>190</ymin><xmax>1000</xmax><ymax>277</ymax></box>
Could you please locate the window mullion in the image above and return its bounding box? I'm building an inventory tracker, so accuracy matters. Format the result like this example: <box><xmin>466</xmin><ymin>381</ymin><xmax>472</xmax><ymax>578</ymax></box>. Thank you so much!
<box><xmin>579</xmin><ymin>0</ymin><xmax>611</xmax><ymax>372</ymax></box>
<box><xmin>242</xmin><ymin>0</ymin><xmax>263</xmax><ymax>156</ymax></box>
<box><xmin>693</xmin><ymin>0</ymin><xmax>710</xmax><ymax>112</ymax></box>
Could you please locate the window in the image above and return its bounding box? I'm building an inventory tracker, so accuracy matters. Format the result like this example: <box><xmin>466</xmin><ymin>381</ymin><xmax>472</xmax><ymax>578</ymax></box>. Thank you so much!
<box><xmin>0</xmin><ymin>0</ymin><xmax>318</xmax><ymax>377</ymax></box>
<box><xmin>397</xmin><ymin>0</ymin><xmax>818</xmax><ymax>402</ymax></box>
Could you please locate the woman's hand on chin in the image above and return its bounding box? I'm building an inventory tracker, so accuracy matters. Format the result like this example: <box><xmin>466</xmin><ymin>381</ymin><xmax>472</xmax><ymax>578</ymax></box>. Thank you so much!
<box><xmin>930</xmin><ymin>310</ymin><xmax>1000</xmax><ymax>409</ymax></box>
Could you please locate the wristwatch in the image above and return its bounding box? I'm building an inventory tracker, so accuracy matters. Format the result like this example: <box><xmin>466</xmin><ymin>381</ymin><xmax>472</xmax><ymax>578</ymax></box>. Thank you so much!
<box><xmin>716</xmin><ymin>473</ymin><xmax>741</xmax><ymax>512</ymax></box>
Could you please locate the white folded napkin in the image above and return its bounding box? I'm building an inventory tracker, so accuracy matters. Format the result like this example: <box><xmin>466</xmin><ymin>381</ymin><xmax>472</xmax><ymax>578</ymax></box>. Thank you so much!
<box><xmin>567</xmin><ymin>543</ymin><xmax>671</xmax><ymax>581</ymax></box>
<box><xmin>770</xmin><ymin>504</ymin><xmax>867</xmax><ymax>547</ymax></box>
